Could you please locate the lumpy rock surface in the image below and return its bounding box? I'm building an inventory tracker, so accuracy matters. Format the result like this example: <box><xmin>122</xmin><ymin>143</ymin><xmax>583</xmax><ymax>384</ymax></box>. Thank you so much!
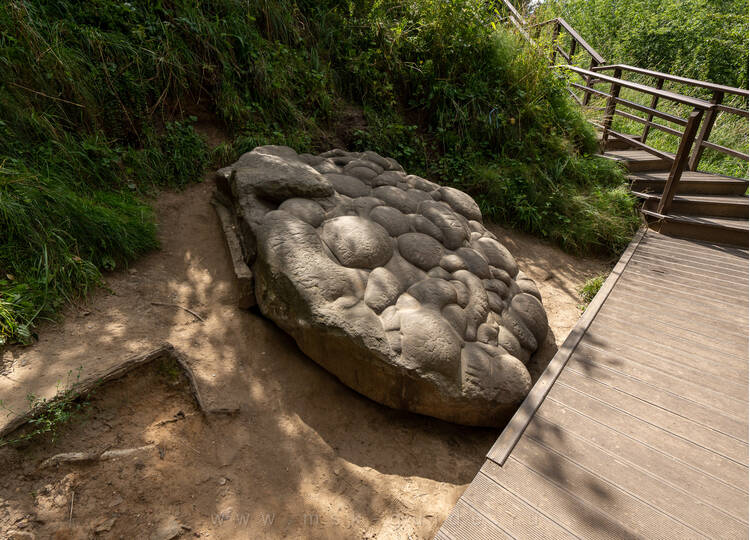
<box><xmin>216</xmin><ymin>146</ymin><xmax>555</xmax><ymax>426</ymax></box>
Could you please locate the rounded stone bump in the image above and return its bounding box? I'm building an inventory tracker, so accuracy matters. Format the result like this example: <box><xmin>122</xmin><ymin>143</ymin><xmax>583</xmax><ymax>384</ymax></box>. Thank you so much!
<box><xmin>397</xmin><ymin>232</ymin><xmax>444</xmax><ymax>271</ymax></box>
<box><xmin>320</xmin><ymin>216</ymin><xmax>393</xmax><ymax>269</ymax></box>
<box><xmin>370</xmin><ymin>205</ymin><xmax>411</xmax><ymax>236</ymax></box>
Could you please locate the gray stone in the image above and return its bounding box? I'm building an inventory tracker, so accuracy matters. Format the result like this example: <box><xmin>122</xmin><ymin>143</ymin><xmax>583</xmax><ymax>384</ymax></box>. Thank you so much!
<box><xmin>363</xmin><ymin>151</ymin><xmax>392</xmax><ymax>170</ymax></box>
<box><xmin>405</xmin><ymin>174</ymin><xmax>440</xmax><ymax>192</ymax></box>
<box><xmin>278</xmin><ymin>198</ymin><xmax>326</xmax><ymax>227</ymax></box>
<box><xmin>440</xmin><ymin>186</ymin><xmax>483</xmax><ymax>222</ymax></box>
<box><xmin>230</xmin><ymin>150</ymin><xmax>333</xmax><ymax>203</ymax></box>
<box><xmin>215</xmin><ymin>147</ymin><xmax>554</xmax><ymax>427</ymax></box>
<box><xmin>326</xmin><ymin>174</ymin><xmax>370</xmax><ymax>198</ymax></box>
<box><xmin>320</xmin><ymin>216</ymin><xmax>393</xmax><ymax>269</ymax></box>
<box><xmin>344</xmin><ymin>158</ymin><xmax>384</xmax><ymax>176</ymax></box>
<box><xmin>440</xmin><ymin>254</ymin><xmax>468</xmax><ymax>273</ymax></box>
<box><xmin>364</xmin><ymin>267</ymin><xmax>401</xmax><ymax>313</ymax></box>
<box><xmin>473</xmin><ymin>236</ymin><xmax>519</xmax><ymax>277</ymax></box>
<box><xmin>370</xmin><ymin>205</ymin><xmax>411</xmax><ymax>236</ymax></box>
<box><xmin>372</xmin><ymin>171</ymin><xmax>402</xmax><ymax>187</ymax></box>
<box><xmin>455</xmin><ymin>247</ymin><xmax>491</xmax><ymax>279</ymax></box>
<box><xmin>420</xmin><ymin>200</ymin><xmax>471</xmax><ymax>249</ymax></box>
<box><xmin>385</xmin><ymin>157</ymin><xmax>405</xmax><ymax>172</ymax></box>
<box><xmin>398</xmin><ymin>232</ymin><xmax>444</xmax><ymax>271</ymax></box>
<box><xmin>372</xmin><ymin>185</ymin><xmax>420</xmax><ymax>214</ymax></box>
<box><xmin>412</xmin><ymin>215</ymin><xmax>444</xmax><ymax>242</ymax></box>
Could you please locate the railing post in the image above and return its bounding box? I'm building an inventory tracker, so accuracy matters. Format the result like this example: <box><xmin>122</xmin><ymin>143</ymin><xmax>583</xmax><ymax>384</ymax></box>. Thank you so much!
<box><xmin>568</xmin><ymin>37</ymin><xmax>577</xmax><ymax>62</ymax></box>
<box><xmin>581</xmin><ymin>57</ymin><xmax>599</xmax><ymax>106</ymax></box>
<box><xmin>601</xmin><ymin>67</ymin><xmax>622</xmax><ymax>143</ymax></box>
<box><xmin>640</xmin><ymin>77</ymin><xmax>664</xmax><ymax>144</ymax></box>
<box><xmin>688</xmin><ymin>90</ymin><xmax>724</xmax><ymax>171</ymax></box>
<box><xmin>657</xmin><ymin>108</ymin><xmax>704</xmax><ymax>215</ymax></box>
<box><xmin>550</xmin><ymin>20</ymin><xmax>560</xmax><ymax>63</ymax></box>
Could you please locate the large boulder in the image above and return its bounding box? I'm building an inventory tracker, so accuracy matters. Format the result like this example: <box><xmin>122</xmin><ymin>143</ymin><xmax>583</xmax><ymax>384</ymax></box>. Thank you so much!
<box><xmin>215</xmin><ymin>146</ymin><xmax>555</xmax><ymax>426</ymax></box>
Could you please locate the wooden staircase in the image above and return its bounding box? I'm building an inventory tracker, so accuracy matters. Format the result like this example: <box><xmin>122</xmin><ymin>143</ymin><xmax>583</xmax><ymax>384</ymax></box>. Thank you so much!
<box><xmin>601</xmin><ymin>141</ymin><xmax>749</xmax><ymax>246</ymax></box>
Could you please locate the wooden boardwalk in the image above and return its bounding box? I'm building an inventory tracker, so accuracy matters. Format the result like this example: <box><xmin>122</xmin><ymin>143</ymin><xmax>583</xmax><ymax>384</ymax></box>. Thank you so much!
<box><xmin>436</xmin><ymin>229</ymin><xmax>749</xmax><ymax>539</ymax></box>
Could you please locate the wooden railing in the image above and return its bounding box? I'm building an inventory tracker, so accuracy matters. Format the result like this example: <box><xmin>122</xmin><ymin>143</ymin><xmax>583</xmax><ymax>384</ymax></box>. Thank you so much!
<box><xmin>529</xmin><ymin>17</ymin><xmax>604</xmax><ymax>105</ymax></box>
<box><xmin>497</xmin><ymin>1</ymin><xmax>604</xmax><ymax>105</ymax></box>
<box><xmin>593</xmin><ymin>64</ymin><xmax>750</xmax><ymax>171</ymax></box>
<box><xmin>563</xmin><ymin>65</ymin><xmax>714</xmax><ymax>214</ymax></box>
<box><xmin>495</xmin><ymin>0</ymin><xmax>749</xmax><ymax>218</ymax></box>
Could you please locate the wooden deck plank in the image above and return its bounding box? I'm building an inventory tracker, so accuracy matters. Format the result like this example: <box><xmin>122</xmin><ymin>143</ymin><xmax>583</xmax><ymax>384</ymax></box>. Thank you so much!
<box><xmin>575</xmin><ymin>339</ymin><xmax>748</xmax><ymax>420</ymax></box>
<box><xmin>583</xmin><ymin>322</ymin><xmax>748</xmax><ymax>401</ymax></box>
<box><xmin>563</xmin><ymin>355</ymin><xmax>748</xmax><ymax>442</ymax></box>
<box><xmin>631</xmin><ymin>248</ymin><xmax>750</xmax><ymax>277</ymax></box>
<box><xmin>618</xmin><ymin>275</ymin><xmax>748</xmax><ymax>323</ymax></box>
<box><xmin>533</xmin><ymin>401</ymin><xmax>749</xmax><ymax>520</ymax></box>
<box><xmin>610</xmin><ymin>282</ymin><xmax>747</xmax><ymax>338</ymax></box>
<box><xmin>603</xmin><ymin>292</ymin><xmax>749</xmax><ymax>340</ymax></box>
<box><xmin>437</xmin><ymin>499</ymin><xmax>516</xmax><ymax>540</ymax></box>
<box><xmin>600</xmin><ymin>293</ymin><xmax>749</xmax><ymax>351</ymax></box>
<box><xmin>459</xmin><ymin>474</ymin><xmax>577</xmax><ymax>539</ymax></box>
<box><xmin>595</xmin><ymin>305</ymin><xmax>749</xmax><ymax>361</ymax></box>
<box><xmin>590</xmin><ymin>311</ymin><xmax>749</xmax><ymax>369</ymax></box>
<box><xmin>480</xmin><ymin>459</ymin><xmax>643</xmax><ymax>539</ymax></box>
<box><xmin>555</xmin><ymin>369</ymin><xmax>748</xmax><ymax>464</ymax></box>
<box><xmin>437</xmin><ymin>229</ymin><xmax>748</xmax><ymax>539</ymax></box>
<box><xmin>516</xmin><ymin>423</ymin><xmax>748</xmax><ymax>538</ymax></box>
<box><xmin>643</xmin><ymin>240</ymin><xmax>747</xmax><ymax>271</ymax></box>
<box><xmin>641</xmin><ymin>231</ymin><xmax>749</xmax><ymax>256</ymax></box>
<box><xmin>626</xmin><ymin>258</ymin><xmax>748</xmax><ymax>295</ymax></box>
<box><xmin>545</xmin><ymin>384</ymin><xmax>749</xmax><ymax>487</ymax></box>
<box><xmin>617</xmin><ymin>271</ymin><xmax>749</xmax><ymax>312</ymax></box>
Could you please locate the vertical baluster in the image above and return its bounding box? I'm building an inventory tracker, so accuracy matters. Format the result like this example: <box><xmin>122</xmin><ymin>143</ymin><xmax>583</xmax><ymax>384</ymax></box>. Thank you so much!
<box><xmin>641</xmin><ymin>77</ymin><xmax>664</xmax><ymax>144</ymax></box>
<box><xmin>550</xmin><ymin>20</ymin><xmax>560</xmax><ymax>63</ymax></box>
<box><xmin>601</xmin><ymin>67</ymin><xmax>622</xmax><ymax>143</ymax></box>
<box><xmin>657</xmin><ymin>108</ymin><xmax>704</xmax><ymax>215</ymax></box>
<box><xmin>581</xmin><ymin>57</ymin><xmax>599</xmax><ymax>106</ymax></box>
<box><xmin>689</xmin><ymin>90</ymin><xmax>724</xmax><ymax>171</ymax></box>
<box><xmin>568</xmin><ymin>36</ymin><xmax>577</xmax><ymax>62</ymax></box>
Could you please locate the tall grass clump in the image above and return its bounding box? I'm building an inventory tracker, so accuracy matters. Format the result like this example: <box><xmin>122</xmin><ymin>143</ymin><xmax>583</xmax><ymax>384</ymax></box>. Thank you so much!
<box><xmin>1</xmin><ymin>0</ymin><xmax>638</xmax><ymax>344</ymax></box>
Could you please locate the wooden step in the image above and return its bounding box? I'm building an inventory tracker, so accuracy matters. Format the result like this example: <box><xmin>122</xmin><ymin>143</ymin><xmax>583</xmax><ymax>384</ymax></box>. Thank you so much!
<box><xmin>642</xmin><ymin>210</ymin><xmax>749</xmax><ymax>246</ymax></box>
<box><xmin>629</xmin><ymin>171</ymin><xmax>749</xmax><ymax>196</ymax></box>
<box><xmin>633</xmin><ymin>191</ymin><xmax>749</xmax><ymax>218</ymax></box>
<box><xmin>599</xmin><ymin>137</ymin><xmax>637</xmax><ymax>151</ymax></box>
<box><xmin>602</xmin><ymin>149</ymin><xmax>673</xmax><ymax>172</ymax></box>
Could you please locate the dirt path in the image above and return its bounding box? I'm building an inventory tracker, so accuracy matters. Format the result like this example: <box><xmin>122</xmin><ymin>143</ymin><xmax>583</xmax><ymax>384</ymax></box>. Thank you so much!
<box><xmin>0</xmin><ymin>180</ymin><xmax>609</xmax><ymax>539</ymax></box>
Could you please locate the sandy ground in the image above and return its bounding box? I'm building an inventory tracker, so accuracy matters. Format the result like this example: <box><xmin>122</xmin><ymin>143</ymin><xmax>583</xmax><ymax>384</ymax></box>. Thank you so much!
<box><xmin>0</xmin><ymin>180</ymin><xmax>610</xmax><ymax>539</ymax></box>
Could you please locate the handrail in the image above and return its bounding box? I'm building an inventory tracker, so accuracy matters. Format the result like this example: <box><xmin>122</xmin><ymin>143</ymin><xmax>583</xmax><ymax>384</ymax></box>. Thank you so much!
<box><xmin>559</xmin><ymin>66</ymin><xmax>713</xmax><ymax>109</ymax></box>
<box><xmin>593</xmin><ymin>64</ymin><xmax>750</xmax><ymax>98</ymax></box>
<box><xmin>497</xmin><ymin>0</ymin><xmax>525</xmax><ymax>24</ymax></box>
<box><xmin>530</xmin><ymin>17</ymin><xmax>605</xmax><ymax>65</ymax></box>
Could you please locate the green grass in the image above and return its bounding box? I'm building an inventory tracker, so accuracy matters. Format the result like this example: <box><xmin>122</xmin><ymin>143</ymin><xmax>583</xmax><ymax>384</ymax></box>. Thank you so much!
<box><xmin>533</xmin><ymin>0</ymin><xmax>749</xmax><ymax>180</ymax></box>
<box><xmin>0</xmin><ymin>0</ymin><xmax>639</xmax><ymax>345</ymax></box>
<box><xmin>578</xmin><ymin>273</ymin><xmax>606</xmax><ymax>308</ymax></box>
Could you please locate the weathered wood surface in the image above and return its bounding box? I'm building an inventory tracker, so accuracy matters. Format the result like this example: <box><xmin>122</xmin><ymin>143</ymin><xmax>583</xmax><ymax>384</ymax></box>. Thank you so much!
<box><xmin>436</xmin><ymin>230</ymin><xmax>749</xmax><ymax>539</ymax></box>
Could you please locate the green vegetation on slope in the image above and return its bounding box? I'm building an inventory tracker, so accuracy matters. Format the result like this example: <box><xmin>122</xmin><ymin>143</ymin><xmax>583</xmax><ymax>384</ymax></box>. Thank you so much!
<box><xmin>534</xmin><ymin>0</ymin><xmax>749</xmax><ymax>179</ymax></box>
<box><xmin>0</xmin><ymin>0</ymin><xmax>637</xmax><ymax>344</ymax></box>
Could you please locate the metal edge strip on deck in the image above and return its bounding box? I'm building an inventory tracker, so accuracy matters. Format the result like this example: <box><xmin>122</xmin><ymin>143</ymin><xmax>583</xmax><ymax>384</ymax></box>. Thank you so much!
<box><xmin>486</xmin><ymin>227</ymin><xmax>648</xmax><ymax>466</ymax></box>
